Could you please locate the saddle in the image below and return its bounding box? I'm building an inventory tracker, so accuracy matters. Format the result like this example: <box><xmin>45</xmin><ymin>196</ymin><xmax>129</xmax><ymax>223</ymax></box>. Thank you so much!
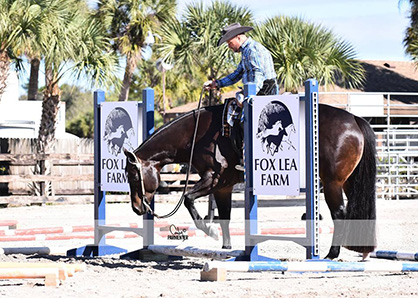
<box><xmin>222</xmin><ymin>98</ymin><xmax>243</xmax><ymax>156</ymax></box>
<box><xmin>222</xmin><ymin>98</ymin><xmax>241</xmax><ymax>137</ymax></box>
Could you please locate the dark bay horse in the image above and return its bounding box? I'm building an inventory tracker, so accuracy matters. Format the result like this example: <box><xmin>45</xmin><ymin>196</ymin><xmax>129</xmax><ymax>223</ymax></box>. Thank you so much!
<box><xmin>124</xmin><ymin>103</ymin><xmax>376</xmax><ymax>259</ymax></box>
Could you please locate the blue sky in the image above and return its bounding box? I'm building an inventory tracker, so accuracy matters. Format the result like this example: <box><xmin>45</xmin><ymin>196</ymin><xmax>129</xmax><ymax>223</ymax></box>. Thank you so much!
<box><xmin>178</xmin><ymin>0</ymin><xmax>412</xmax><ymax>61</ymax></box>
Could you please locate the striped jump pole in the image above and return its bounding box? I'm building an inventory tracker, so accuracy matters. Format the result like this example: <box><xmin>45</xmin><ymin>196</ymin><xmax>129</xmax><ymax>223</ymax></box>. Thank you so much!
<box><xmin>148</xmin><ymin>245</ymin><xmax>245</xmax><ymax>260</ymax></box>
<box><xmin>371</xmin><ymin>250</ymin><xmax>418</xmax><ymax>261</ymax></box>
<box><xmin>203</xmin><ymin>260</ymin><xmax>418</xmax><ymax>273</ymax></box>
<box><xmin>0</xmin><ymin>220</ymin><xmax>17</xmax><ymax>230</ymax></box>
<box><xmin>0</xmin><ymin>231</ymin><xmax>141</xmax><ymax>242</ymax></box>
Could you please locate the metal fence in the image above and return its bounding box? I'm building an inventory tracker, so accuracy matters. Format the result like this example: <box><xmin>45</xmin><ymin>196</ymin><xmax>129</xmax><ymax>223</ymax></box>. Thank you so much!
<box><xmin>321</xmin><ymin>92</ymin><xmax>418</xmax><ymax>199</ymax></box>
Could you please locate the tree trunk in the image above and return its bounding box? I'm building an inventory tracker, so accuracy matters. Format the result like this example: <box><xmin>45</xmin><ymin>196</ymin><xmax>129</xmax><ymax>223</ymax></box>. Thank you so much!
<box><xmin>0</xmin><ymin>51</ymin><xmax>10</xmax><ymax>99</ymax></box>
<box><xmin>32</xmin><ymin>67</ymin><xmax>61</xmax><ymax>196</ymax></box>
<box><xmin>162</xmin><ymin>69</ymin><xmax>166</xmax><ymax>115</ymax></box>
<box><xmin>119</xmin><ymin>52</ymin><xmax>139</xmax><ymax>101</ymax></box>
<box><xmin>28</xmin><ymin>58</ymin><xmax>40</xmax><ymax>101</ymax></box>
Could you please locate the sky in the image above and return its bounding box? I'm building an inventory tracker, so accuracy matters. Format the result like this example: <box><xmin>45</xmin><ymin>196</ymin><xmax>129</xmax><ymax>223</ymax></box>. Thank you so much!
<box><xmin>14</xmin><ymin>0</ymin><xmax>412</xmax><ymax>96</ymax></box>
<box><xmin>178</xmin><ymin>0</ymin><xmax>412</xmax><ymax>61</ymax></box>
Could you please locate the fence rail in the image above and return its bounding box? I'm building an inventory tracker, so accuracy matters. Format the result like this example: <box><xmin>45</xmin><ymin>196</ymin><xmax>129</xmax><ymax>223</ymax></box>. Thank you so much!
<box><xmin>321</xmin><ymin>92</ymin><xmax>418</xmax><ymax>199</ymax></box>
<box><xmin>0</xmin><ymin>139</ymin><xmax>199</xmax><ymax>205</ymax></box>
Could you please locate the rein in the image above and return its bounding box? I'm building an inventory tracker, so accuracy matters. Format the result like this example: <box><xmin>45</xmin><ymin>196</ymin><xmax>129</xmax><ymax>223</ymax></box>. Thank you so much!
<box><xmin>137</xmin><ymin>87</ymin><xmax>206</xmax><ymax>219</ymax></box>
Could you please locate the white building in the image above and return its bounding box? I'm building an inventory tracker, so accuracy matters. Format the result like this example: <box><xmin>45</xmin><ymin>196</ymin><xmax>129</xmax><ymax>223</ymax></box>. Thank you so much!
<box><xmin>0</xmin><ymin>70</ymin><xmax>72</xmax><ymax>139</ymax></box>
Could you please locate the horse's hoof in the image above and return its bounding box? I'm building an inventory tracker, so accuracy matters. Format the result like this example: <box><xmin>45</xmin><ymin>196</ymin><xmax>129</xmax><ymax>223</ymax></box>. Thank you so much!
<box><xmin>301</xmin><ymin>213</ymin><xmax>323</xmax><ymax>220</ymax></box>
<box><xmin>222</xmin><ymin>245</ymin><xmax>232</xmax><ymax>249</ymax></box>
<box><xmin>324</xmin><ymin>253</ymin><xmax>337</xmax><ymax>260</ymax></box>
<box><xmin>207</xmin><ymin>224</ymin><xmax>219</xmax><ymax>241</ymax></box>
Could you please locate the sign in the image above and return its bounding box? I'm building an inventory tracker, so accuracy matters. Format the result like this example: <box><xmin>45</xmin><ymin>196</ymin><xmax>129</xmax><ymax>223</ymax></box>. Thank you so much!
<box><xmin>252</xmin><ymin>95</ymin><xmax>300</xmax><ymax>195</ymax></box>
<box><xmin>100</xmin><ymin>102</ymin><xmax>141</xmax><ymax>191</ymax></box>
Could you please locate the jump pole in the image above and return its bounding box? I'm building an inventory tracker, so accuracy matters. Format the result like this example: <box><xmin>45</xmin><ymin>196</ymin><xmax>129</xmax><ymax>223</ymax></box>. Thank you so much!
<box><xmin>203</xmin><ymin>260</ymin><xmax>418</xmax><ymax>273</ymax></box>
<box><xmin>147</xmin><ymin>245</ymin><xmax>245</xmax><ymax>260</ymax></box>
<box><xmin>67</xmin><ymin>88</ymin><xmax>155</xmax><ymax>257</ymax></box>
<box><xmin>371</xmin><ymin>250</ymin><xmax>418</xmax><ymax>261</ymax></box>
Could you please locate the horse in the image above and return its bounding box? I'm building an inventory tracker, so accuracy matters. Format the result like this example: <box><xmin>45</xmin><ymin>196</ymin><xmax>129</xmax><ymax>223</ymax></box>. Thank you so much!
<box><xmin>124</xmin><ymin>103</ymin><xmax>377</xmax><ymax>259</ymax></box>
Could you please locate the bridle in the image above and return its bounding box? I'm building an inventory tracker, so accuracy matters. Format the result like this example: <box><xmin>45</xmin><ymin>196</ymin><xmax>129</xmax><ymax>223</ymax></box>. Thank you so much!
<box><xmin>128</xmin><ymin>153</ymin><xmax>157</xmax><ymax>216</ymax></box>
<box><xmin>128</xmin><ymin>86</ymin><xmax>206</xmax><ymax>219</ymax></box>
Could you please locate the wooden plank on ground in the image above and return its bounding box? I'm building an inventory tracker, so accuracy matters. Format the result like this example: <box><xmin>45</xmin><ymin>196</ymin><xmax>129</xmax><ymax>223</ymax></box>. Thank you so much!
<box><xmin>0</xmin><ymin>267</ymin><xmax>60</xmax><ymax>287</ymax></box>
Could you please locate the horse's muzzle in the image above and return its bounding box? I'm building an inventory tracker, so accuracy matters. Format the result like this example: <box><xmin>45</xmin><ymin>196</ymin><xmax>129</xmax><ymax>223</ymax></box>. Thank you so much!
<box><xmin>131</xmin><ymin>201</ymin><xmax>146</xmax><ymax>216</ymax></box>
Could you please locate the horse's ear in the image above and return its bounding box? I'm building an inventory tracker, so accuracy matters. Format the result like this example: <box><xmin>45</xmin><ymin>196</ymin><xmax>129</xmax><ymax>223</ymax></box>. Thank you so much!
<box><xmin>123</xmin><ymin>148</ymin><xmax>136</xmax><ymax>164</ymax></box>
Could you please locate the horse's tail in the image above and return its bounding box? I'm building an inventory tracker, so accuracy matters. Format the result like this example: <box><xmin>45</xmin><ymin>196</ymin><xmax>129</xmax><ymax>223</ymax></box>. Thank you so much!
<box><xmin>343</xmin><ymin>116</ymin><xmax>377</xmax><ymax>254</ymax></box>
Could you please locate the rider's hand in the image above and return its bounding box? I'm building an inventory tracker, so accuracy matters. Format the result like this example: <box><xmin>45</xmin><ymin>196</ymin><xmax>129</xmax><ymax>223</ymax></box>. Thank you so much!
<box><xmin>204</xmin><ymin>80</ymin><xmax>217</xmax><ymax>90</ymax></box>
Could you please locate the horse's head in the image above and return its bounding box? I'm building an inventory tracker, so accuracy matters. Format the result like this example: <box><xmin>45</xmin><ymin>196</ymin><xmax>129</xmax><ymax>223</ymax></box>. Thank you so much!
<box><xmin>123</xmin><ymin>149</ymin><xmax>160</xmax><ymax>216</ymax></box>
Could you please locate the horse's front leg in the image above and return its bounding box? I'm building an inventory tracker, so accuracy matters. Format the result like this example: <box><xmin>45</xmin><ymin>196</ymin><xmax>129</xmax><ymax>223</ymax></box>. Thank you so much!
<box><xmin>183</xmin><ymin>171</ymin><xmax>219</xmax><ymax>241</ymax></box>
<box><xmin>213</xmin><ymin>189</ymin><xmax>232</xmax><ymax>249</ymax></box>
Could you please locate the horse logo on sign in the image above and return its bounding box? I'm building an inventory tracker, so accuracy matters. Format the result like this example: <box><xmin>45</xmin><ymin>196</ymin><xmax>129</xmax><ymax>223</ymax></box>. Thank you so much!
<box><xmin>103</xmin><ymin>107</ymin><xmax>136</xmax><ymax>156</ymax></box>
<box><xmin>255</xmin><ymin>100</ymin><xmax>296</xmax><ymax>156</ymax></box>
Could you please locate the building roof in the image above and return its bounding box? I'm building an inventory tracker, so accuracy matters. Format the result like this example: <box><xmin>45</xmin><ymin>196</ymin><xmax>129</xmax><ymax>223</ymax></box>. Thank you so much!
<box><xmin>319</xmin><ymin>60</ymin><xmax>418</xmax><ymax>114</ymax></box>
<box><xmin>321</xmin><ymin>60</ymin><xmax>418</xmax><ymax>93</ymax></box>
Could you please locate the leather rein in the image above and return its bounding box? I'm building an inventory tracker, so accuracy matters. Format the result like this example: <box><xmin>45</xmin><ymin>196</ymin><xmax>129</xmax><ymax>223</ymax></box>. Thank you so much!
<box><xmin>130</xmin><ymin>87</ymin><xmax>205</xmax><ymax>219</ymax></box>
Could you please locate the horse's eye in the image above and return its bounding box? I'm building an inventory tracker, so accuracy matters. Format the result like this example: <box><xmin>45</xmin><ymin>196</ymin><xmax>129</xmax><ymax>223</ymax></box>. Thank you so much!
<box><xmin>131</xmin><ymin>172</ymin><xmax>140</xmax><ymax>182</ymax></box>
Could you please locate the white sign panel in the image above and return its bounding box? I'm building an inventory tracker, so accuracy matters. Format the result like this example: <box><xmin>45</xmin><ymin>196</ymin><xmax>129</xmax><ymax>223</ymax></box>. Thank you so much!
<box><xmin>252</xmin><ymin>95</ymin><xmax>300</xmax><ymax>195</ymax></box>
<box><xmin>349</xmin><ymin>94</ymin><xmax>384</xmax><ymax>117</ymax></box>
<box><xmin>101</xmin><ymin>102</ymin><xmax>140</xmax><ymax>191</ymax></box>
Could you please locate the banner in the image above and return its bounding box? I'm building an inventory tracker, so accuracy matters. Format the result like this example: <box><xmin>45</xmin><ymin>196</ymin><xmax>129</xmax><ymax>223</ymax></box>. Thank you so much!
<box><xmin>100</xmin><ymin>102</ymin><xmax>140</xmax><ymax>191</ymax></box>
<box><xmin>252</xmin><ymin>95</ymin><xmax>300</xmax><ymax>195</ymax></box>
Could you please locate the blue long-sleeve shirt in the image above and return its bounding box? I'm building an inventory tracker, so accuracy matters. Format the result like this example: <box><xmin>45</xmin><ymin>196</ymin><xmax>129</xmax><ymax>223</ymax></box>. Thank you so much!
<box><xmin>216</xmin><ymin>37</ymin><xmax>277</xmax><ymax>94</ymax></box>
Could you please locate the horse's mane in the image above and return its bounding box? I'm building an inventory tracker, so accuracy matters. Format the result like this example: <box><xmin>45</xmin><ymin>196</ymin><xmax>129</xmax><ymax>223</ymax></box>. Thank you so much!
<box><xmin>134</xmin><ymin>104</ymin><xmax>224</xmax><ymax>153</ymax></box>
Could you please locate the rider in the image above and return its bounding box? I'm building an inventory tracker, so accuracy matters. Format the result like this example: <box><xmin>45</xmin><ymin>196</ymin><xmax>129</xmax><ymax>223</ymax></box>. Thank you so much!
<box><xmin>204</xmin><ymin>23</ymin><xmax>279</xmax><ymax>171</ymax></box>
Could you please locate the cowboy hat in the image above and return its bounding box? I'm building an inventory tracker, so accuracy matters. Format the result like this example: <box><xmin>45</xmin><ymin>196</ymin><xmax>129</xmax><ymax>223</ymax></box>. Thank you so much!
<box><xmin>217</xmin><ymin>23</ymin><xmax>253</xmax><ymax>46</ymax></box>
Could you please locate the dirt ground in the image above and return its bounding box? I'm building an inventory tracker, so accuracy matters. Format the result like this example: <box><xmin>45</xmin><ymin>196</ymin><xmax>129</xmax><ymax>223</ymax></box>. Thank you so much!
<box><xmin>0</xmin><ymin>194</ymin><xmax>417</xmax><ymax>297</ymax></box>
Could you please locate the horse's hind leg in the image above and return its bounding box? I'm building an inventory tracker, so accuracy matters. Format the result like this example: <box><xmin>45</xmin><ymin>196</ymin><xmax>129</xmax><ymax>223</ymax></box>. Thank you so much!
<box><xmin>213</xmin><ymin>189</ymin><xmax>232</xmax><ymax>249</ymax></box>
<box><xmin>323</xmin><ymin>181</ymin><xmax>346</xmax><ymax>259</ymax></box>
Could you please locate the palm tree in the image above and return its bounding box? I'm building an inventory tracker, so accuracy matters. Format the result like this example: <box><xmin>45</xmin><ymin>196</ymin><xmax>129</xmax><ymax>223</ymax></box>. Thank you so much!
<box><xmin>403</xmin><ymin>0</ymin><xmax>418</xmax><ymax>62</ymax></box>
<box><xmin>158</xmin><ymin>1</ymin><xmax>254</xmax><ymax>87</ymax></box>
<box><xmin>95</xmin><ymin>0</ymin><xmax>176</xmax><ymax>101</ymax></box>
<box><xmin>27</xmin><ymin>57</ymin><xmax>40</xmax><ymax>100</ymax></box>
<box><xmin>0</xmin><ymin>0</ymin><xmax>41</xmax><ymax>98</ymax></box>
<box><xmin>32</xmin><ymin>0</ymin><xmax>118</xmax><ymax>195</ymax></box>
<box><xmin>252</xmin><ymin>16</ymin><xmax>365</xmax><ymax>92</ymax></box>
